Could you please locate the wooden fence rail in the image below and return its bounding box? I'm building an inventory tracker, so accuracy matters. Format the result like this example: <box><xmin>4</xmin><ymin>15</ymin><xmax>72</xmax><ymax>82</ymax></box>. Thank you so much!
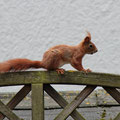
<box><xmin>0</xmin><ymin>71</ymin><xmax>119</xmax><ymax>120</ymax></box>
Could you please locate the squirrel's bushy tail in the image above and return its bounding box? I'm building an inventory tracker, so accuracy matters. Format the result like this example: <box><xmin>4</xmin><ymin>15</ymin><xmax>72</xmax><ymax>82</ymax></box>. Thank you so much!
<box><xmin>0</xmin><ymin>58</ymin><xmax>43</xmax><ymax>73</ymax></box>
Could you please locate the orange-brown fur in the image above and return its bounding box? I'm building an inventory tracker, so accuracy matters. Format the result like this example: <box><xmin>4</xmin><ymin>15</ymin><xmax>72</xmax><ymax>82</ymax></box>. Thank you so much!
<box><xmin>0</xmin><ymin>32</ymin><xmax>98</xmax><ymax>74</ymax></box>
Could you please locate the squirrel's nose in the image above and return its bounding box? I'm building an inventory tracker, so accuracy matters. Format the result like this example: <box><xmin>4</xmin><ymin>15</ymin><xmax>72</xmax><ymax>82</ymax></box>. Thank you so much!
<box><xmin>95</xmin><ymin>49</ymin><xmax>98</xmax><ymax>53</ymax></box>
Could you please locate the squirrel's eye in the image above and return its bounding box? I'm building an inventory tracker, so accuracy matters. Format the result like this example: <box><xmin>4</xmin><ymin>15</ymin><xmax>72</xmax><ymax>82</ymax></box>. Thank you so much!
<box><xmin>89</xmin><ymin>44</ymin><xmax>93</xmax><ymax>48</ymax></box>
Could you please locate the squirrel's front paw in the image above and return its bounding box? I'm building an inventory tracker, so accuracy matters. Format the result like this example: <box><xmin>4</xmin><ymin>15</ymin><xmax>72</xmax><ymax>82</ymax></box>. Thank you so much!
<box><xmin>56</xmin><ymin>68</ymin><xmax>65</xmax><ymax>74</ymax></box>
<box><xmin>82</xmin><ymin>68</ymin><xmax>92</xmax><ymax>73</ymax></box>
<box><xmin>86</xmin><ymin>68</ymin><xmax>92</xmax><ymax>72</ymax></box>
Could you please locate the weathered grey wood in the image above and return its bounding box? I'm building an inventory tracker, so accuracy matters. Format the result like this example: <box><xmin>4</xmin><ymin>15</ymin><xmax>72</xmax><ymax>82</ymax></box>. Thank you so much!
<box><xmin>44</xmin><ymin>84</ymin><xmax>85</xmax><ymax>120</ymax></box>
<box><xmin>0</xmin><ymin>71</ymin><xmax>120</xmax><ymax>88</ymax></box>
<box><xmin>32</xmin><ymin>84</ymin><xmax>44</xmax><ymax>120</ymax></box>
<box><xmin>0</xmin><ymin>71</ymin><xmax>119</xmax><ymax>120</ymax></box>
<box><xmin>103</xmin><ymin>87</ymin><xmax>120</xmax><ymax>104</ymax></box>
<box><xmin>0</xmin><ymin>100</ymin><xmax>21</xmax><ymax>120</ymax></box>
<box><xmin>103</xmin><ymin>87</ymin><xmax>120</xmax><ymax>120</ymax></box>
<box><xmin>55</xmin><ymin>86</ymin><xmax>96</xmax><ymax>120</ymax></box>
<box><xmin>0</xmin><ymin>85</ymin><xmax>31</xmax><ymax>119</ymax></box>
<box><xmin>114</xmin><ymin>113</ymin><xmax>120</xmax><ymax>120</ymax></box>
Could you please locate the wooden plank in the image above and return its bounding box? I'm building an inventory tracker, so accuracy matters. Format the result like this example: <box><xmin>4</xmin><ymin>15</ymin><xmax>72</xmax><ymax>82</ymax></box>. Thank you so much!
<box><xmin>54</xmin><ymin>85</ymin><xmax>96</xmax><ymax>120</ymax></box>
<box><xmin>0</xmin><ymin>100</ymin><xmax>21</xmax><ymax>120</ymax></box>
<box><xmin>32</xmin><ymin>84</ymin><xmax>44</xmax><ymax>120</ymax></box>
<box><xmin>44</xmin><ymin>84</ymin><xmax>85</xmax><ymax>120</ymax></box>
<box><xmin>114</xmin><ymin>113</ymin><xmax>120</xmax><ymax>120</ymax></box>
<box><xmin>103</xmin><ymin>87</ymin><xmax>120</xmax><ymax>104</ymax></box>
<box><xmin>0</xmin><ymin>85</ymin><xmax>31</xmax><ymax>119</ymax></box>
<box><xmin>0</xmin><ymin>71</ymin><xmax>120</xmax><ymax>88</ymax></box>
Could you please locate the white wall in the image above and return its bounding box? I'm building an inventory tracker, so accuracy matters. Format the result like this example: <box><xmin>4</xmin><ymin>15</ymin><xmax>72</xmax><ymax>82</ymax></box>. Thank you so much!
<box><xmin>0</xmin><ymin>0</ymin><xmax>120</xmax><ymax>92</ymax></box>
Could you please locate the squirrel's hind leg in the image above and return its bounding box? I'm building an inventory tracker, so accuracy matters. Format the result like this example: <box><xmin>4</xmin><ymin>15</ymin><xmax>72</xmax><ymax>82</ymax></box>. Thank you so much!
<box><xmin>42</xmin><ymin>49</ymin><xmax>63</xmax><ymax>69</ymax></box>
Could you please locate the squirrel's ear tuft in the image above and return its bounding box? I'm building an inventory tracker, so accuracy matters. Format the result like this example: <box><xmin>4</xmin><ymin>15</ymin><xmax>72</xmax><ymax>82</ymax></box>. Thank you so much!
<box><xmin>86</xmin><ymin>31</ymin><xmax>91</xmax><ymax>40</ymax></box>
<box><xmin>84</xmin><ymin>31</ymin><xmax>91</xmax><ymax>43</ymax></box>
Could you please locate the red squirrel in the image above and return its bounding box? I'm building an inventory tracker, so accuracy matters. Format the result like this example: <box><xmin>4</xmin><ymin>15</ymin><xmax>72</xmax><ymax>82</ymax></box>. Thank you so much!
<box><xmin>0</xmin><ymin>32</ymin><xmax>98</xmax><ymax>74</ymax></box>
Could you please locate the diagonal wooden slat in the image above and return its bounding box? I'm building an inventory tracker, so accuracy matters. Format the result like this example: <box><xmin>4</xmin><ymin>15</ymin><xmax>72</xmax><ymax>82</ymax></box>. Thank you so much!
<box><xmin>0</xmin><ymin>100</ymin><xmax>21</xmax><ymax>120</ymax></box>
<box><xmin>114</xmin><ymin>113</ymin><xmax>120</xmax><ymax>120</ymax></box>
<box><xmin>54</xmin><ymin>85</ymin><xmax>96</xmax><ymax>120</ymax></box>
<box><xmin>103</xmin><ymin>87</ymin><xmax>120</xmax><ymax>120</ymax></box>
<box><xmin>0</xmin><ymin>85</ymin><xmax>31</xmax><ymax>120</ymax></box>
<box><xmin>32</xmin><ymin>84</ymin><xmax>44</xmax><ymax>120</ymax></box>
<box><xmin>103</xmin><ymin>87</ymin><xmax>120</xmax><ymax>104</ymax></box>
<box><xmin>44</xmin><ymin>84</ymin><xmax>85</xmax><ymax>120</ymax></box>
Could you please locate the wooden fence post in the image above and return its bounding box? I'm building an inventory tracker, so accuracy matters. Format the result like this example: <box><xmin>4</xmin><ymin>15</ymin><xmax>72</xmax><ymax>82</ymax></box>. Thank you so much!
<box><xmin>32</xmin><ymin>84</ymin><xmax>44</xmax><ymax>120</ymax></box>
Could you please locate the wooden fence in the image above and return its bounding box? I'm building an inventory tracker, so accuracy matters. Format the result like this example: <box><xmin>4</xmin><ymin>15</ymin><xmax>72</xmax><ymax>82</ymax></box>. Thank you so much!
<box><xmin>0</xmin><ymin>71</ymin><xmax>119</xmax><ymax>120</ymax></box>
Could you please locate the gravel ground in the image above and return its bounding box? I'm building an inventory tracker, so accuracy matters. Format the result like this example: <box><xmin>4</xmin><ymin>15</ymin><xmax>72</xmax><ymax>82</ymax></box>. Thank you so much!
<box><xmin>3</xmin><ymin>106</ymin><xmax>120</xmax><ymax>120</ymax></box>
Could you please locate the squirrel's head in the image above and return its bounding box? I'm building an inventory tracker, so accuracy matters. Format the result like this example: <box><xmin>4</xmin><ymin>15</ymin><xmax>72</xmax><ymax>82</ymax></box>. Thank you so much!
<box><xmin>82</xmin><ymin>32</ymin><xmax>98</xmax><ymax>55</ymax></box>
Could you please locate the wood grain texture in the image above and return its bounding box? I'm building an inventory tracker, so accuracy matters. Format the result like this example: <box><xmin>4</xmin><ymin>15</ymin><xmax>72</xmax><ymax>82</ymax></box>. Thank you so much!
<box><xmin>44</xmin><ymin>84</ymin><xmax>85</xmax><ymax>120</ymax></box>
<box><xmin>54</xmin><ymin>85</ymin><xmax>96</xmax><ymax>120</ymax></box>
<box><xmin>0</xmin><ymin>85</ymin><xmax>31</xmax><ymax>120</ymax></box>
<box><xmin>0</xmin><ymin>71</ymin><xmax>120</xmax><ymax>88</ymax></box>
<box><xmin>103</xmin><ymin>87</ymin><xmax>120</xmax><ymax>120</ymax></box>
<box><xmin>103</xmin><ymin>87</ymin><xmax>120</xmax><ymax>104</ymax></box>
<box><xmin>0</xmin><ymin>71</ymin><xmax>119</xmax><ymax>120</ymax></box>
<box><xmin>0</xmin><ymin>100</ymin><xmax>21</xmax><ymax>120</ymax></box>
<box><xmin>32</xmin><ymin>84</ymin><xmax>44</xmax><ymax>120</ymax></box>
